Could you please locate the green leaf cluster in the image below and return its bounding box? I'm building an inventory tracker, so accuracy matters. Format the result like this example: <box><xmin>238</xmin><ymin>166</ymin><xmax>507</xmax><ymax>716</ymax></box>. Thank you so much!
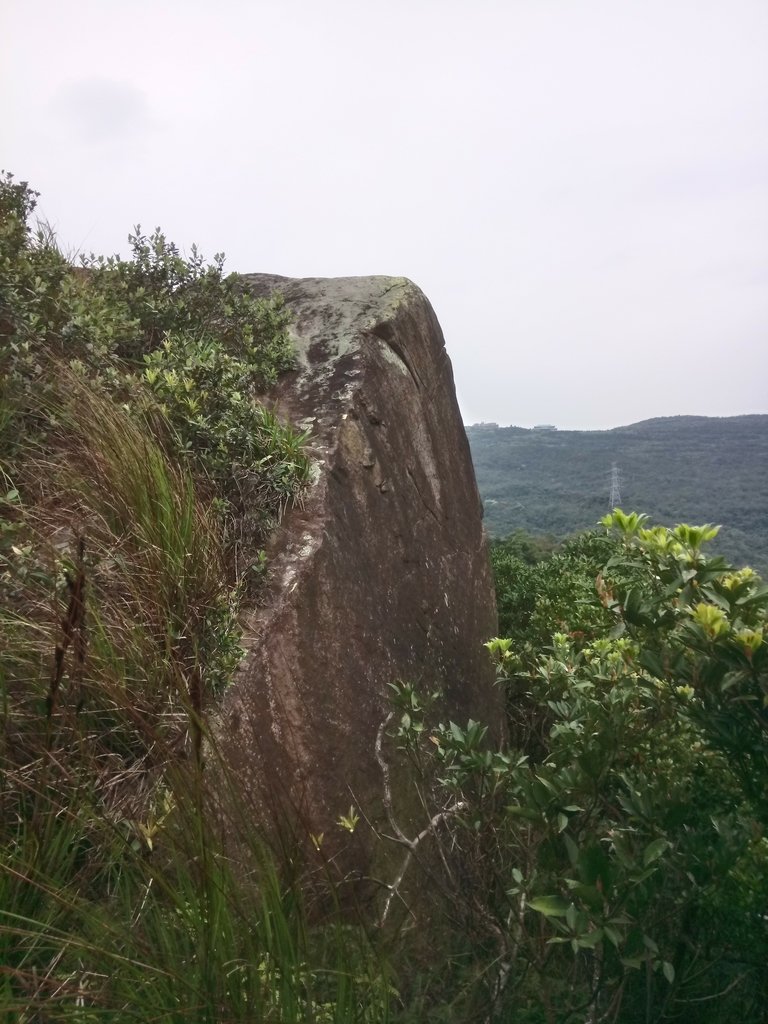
<box><xmin>0</xmin><ymin>170</ymin><xmax>310</xmax><ymax>547</ymax></box>
<box><xmin>390</xmin><ymin>516</ymin><xmax>767</xmax><ymax>1022</ymax></box>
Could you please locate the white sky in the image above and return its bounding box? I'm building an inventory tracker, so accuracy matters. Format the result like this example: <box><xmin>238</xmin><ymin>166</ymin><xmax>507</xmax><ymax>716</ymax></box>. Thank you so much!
<box><xmin>3</xmin><ymin>0</ymin><xmax>767</xmax><ymax>429</ymax></box>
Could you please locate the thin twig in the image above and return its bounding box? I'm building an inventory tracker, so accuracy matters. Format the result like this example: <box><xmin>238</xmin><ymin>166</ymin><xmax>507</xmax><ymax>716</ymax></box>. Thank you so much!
<box><xmin>375</xmin><ymin>712</ymin><xmax>466</xmax><ymax>925</ymax></box>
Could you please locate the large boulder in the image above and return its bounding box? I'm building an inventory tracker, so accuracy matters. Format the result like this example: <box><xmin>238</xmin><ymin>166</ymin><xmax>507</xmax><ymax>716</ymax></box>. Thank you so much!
<box><xmin>220</xmin><ymin>275</ymin><xmax>501</xmax><ymax>843</ymax></box>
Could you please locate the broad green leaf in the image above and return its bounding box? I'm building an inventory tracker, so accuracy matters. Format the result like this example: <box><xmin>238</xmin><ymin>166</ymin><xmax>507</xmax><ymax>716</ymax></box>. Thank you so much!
<box><xmin>643</xmin><ymin>934</ymin><xmax>659</xmax><ymax>954</ymax></box>
<box><xmin>621</xmin><ymin>956</ymin><xmax>645</xmax><ymax>970</ymax></box>
<box><xmin>532</xmin><ymin>780</ymin><xmax>552</xmax><ymax>807</ymax></box>
<box><xmin>604</xmin><ymin>925</ymin><xmax>622</xmax><ymax>948</ymax></box>
<box><xmin>569</xmin><ymin>883</ymin><xmax>603</xmax><ymax>912</ymax></box>
<box><xmin>643</xmin><ymin>838</ymin><xmax>669</xmax><ymax>867</ymax></box>
<box><xmin>563</xmin><ymin>832</ymin><xmax>578</xmax><ymax>867</ymax></box>
<box><xmin>535</xmin><ymin>773</ymin><xmax>558</xmax><ymax>793</ymax></box>
<box><xmin>529</xmin><ymin>895</ymin><xmax>569</xmax><ymax>917</ymax></box>
<box><xmin>506</xmin><ymin>805</ymin><xmax>543</xmax><ymax>822</ymax></box>
<box><xmin>577</xmin><ymin>929</ymin><xmax>604</xmax><ymax>949</ymax></box>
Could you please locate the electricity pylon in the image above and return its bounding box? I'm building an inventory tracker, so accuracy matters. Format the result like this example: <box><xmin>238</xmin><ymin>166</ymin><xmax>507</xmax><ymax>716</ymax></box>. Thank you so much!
<box><xmin>609</xmin><ymin>463</ymin><xmax>622</xmax><ymax>508</ymax></box>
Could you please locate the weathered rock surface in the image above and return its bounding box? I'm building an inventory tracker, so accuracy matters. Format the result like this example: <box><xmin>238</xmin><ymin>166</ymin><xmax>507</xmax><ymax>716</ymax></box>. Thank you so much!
<box><xmin>221</xmin><ymin>275</ymin><xmax>501</xmax><ymax>841</ymax></box>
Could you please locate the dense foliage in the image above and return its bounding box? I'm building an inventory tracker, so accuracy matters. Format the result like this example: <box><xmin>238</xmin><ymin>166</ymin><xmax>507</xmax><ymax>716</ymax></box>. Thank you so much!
<box><xmin>2</xmin><ymin>174</ymin><xmax>766</xmax><ymax>1022</ymax></box>
<box><xmin>1</xmin><ymin>172</ymin><xmax>309</xmax><ymax>558</ymax></box>
<box><xmin>1</xmin><ymin>170</ymin><xmax>310</xmax><ymax>723</ymax></box>
<box><xmin>467</xmin><ymin>419</ymin><xmax>768</xmax><ymax>572</ymax></box>
<box><xmin>379</xmin><ymin>513</ymin><xmax>767</xmax><ymax>1022</ymax></box>
<box><xmin>0</xmin><ymin>176</ymin><xmax>379</xmax><ymax>1023</ymax></box>
<box><xmin>490</xmin><ymin>529</ymin><xmax>619</xmax><ymax>643</ymax></box>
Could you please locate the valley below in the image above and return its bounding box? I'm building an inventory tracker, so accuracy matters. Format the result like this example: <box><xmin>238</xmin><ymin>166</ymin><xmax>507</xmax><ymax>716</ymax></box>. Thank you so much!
<box><xmin>467</xmin><ymin>414</ymin><xmax>768</xmax><ymax>571</ymax></box>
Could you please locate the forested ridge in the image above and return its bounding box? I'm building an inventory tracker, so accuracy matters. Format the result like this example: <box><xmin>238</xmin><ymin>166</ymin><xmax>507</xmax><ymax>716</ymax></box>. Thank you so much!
<box><xmin>467</xmin><ymin>416</ymin><xmax>768</xmax><ymax>571</ymax></box>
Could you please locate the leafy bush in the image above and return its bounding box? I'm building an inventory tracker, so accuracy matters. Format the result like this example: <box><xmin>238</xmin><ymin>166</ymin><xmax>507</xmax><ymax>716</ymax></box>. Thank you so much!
<box><xmin>1</xmin><ymin>172</ymin><xmax>309</xmax><ymax>809</ymax></box>
<box><xmin>377</xmin><ymin>515</ymin><xmax>767</xmax><ymax>1022</ymax></box>
<box><xmin>491</xmin><ymin>529</ymin><xmax>620</xmax><ymax>645</ymax></box>
<box><xmin>1</xmin><ymin>170</ymin><xmax>310</xmax><ymax>565</ymax></box>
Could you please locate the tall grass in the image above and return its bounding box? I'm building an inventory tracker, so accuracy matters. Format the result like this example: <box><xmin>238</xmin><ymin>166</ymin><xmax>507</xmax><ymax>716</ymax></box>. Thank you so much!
<box><xmin>0</xmin><ymin>369</ymin><xmax>389</xmax><ymax>1023</ymax></box>
<box><xmin>1</xmin><ymin>175</ymin><xmax>391</xmax><ymax>1021</ymax></box>
<box><xmin>1</xmin><ymin>785</ymin><xmax>390</xmax><ymax>1022</ymax></box>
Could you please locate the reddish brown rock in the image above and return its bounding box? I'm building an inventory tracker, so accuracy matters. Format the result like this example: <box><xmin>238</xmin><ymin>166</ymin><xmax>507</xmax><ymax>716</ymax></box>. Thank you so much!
<box><xmin>220</xmin><ymin>274</ymin><xmax>501</xmax><ymax>841</ymax></box>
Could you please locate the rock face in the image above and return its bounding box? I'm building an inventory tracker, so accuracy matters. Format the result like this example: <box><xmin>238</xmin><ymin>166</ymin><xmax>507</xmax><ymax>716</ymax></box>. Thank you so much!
<box><xmin>221</xmin><ymin>275</ymin><xmax>501</xmax><ymax>841</ymax></box>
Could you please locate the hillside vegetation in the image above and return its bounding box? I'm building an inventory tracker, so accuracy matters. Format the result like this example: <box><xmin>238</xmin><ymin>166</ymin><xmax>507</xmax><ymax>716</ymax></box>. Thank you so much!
<box><xmin>399</xmin><ymin>514</ymin><xmax>768</xmax><ymax>1021</ymax></box>
<box><xmin>467</xmin><ymin>417</ymin><xmax>768</xmax><ymax>570</ymax></box>
<box><xmin>1</xmin><ymin>175</ymin><xmax>766</xmax><ymax>1022</ymax></box>
<box><xmin>0</xmin><ymin>174</ymin><xmax>382</xmax><ymax>1022</ymax></box>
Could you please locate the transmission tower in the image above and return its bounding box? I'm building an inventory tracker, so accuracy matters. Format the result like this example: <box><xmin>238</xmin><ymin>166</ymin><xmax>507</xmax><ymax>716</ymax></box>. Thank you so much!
<box><xmin>609</xmin><ymin>462</ymin><xmax>622</xmax><ymax>508</ymax></box>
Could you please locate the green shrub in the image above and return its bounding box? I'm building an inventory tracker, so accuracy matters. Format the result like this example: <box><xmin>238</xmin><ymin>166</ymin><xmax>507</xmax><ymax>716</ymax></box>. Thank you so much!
<box><xmin>379</xmin><ymin>515</ymin><xmax>767</xmax><ymax>1022</ymax></box>
<box><xmin>0</xmin><ymin>170</ymin><xmax>310</xmax><ymax>570</ymax></box>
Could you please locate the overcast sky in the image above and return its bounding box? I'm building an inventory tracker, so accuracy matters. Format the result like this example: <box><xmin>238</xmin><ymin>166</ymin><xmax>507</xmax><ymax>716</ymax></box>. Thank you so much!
<box><xmin>3</xmin><ymin>0</ymin><xmax>767</xmax><ymax>429</ymax></box>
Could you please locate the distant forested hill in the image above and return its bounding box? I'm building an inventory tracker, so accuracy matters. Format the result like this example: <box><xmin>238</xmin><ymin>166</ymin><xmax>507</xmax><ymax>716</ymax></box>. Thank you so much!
<box><xmin>466</xmin><ymin>415</ymin><xmax>768</xmax><ymax>571</ymax></box>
